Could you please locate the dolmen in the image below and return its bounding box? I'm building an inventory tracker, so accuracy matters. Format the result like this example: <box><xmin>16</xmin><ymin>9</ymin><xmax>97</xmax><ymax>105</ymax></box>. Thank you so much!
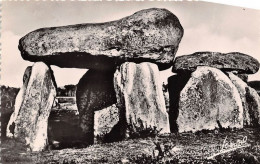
<box><xmin>7</xmin><ymin>8</ymin><xmax>183</xmax><ymax>151</ymax></box>
<box><xmin>168</xmin><ymin>52</ymin><xmax>260</xmax><ymax>133</ymax></box>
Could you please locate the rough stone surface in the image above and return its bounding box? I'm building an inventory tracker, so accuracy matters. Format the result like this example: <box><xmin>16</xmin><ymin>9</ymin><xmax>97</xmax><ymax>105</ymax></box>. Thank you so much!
<box><xmin>228</xmin><ymin>72</ymin><xmax>260</xmax><ymax>127</ymax></box>
<box><xmin>19</xmin><ymin>8</ymin><xmax>183</xmax><ymax>70</ymax></box>
<box><xmin>228</xmin><ymin>72</ymin><xmax>250</xmax><ymax>126</ymax></box>
<box><xmin>94</xmin><ymin>104</ymin><xmax>119</xmax><ymax>137</ymax></box>
<box><xmin>6</xmin><ymin>66</ymin><xmax>32</xmax><ymax>138</ymax></box>
<box><xmin>177</xmin><ymin>66</ymin><xmax>243</xmax><ymax>133</ymax></box>
<box><xmin>173</xmin><ymin>52</ymin><xmax>259</xmax><ymax>74</ymax></box>
<box><xmin>236</xmin><ymin>74</ymin><xmax>248</xmax><ymax>83</ymax></box>
<box><xmin>245</xmin><ymin>87</ymin><xmax>260</xmax><ymax>126</ymax></box>
<box><xmin>163</xmin><ymin>90</ymin><xmax>170</xmax><ymax>112</ymax></box>
<box><xmin>114</xmin><ymin>62</ymin><xmax>170</xmax><ymax>136</ymax></box>
<box><xmin>14</xmin><ymin>62</ymin><xmax>56</xmax><ymax>151</ymax></box>
<box><xmin>76</xmin><ymin>70</ymin><xmax>117</xmax><ymax>145</ymax></box>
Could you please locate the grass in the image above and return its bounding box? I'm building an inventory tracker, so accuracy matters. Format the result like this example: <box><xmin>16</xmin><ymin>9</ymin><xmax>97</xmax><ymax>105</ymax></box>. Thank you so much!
<box><xmin>1</xmin><ymin>127</ymin><xmax>260</xmax><ymax>163</ymax></box>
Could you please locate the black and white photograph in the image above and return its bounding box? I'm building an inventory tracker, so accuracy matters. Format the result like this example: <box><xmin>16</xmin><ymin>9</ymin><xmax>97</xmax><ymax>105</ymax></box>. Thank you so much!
<box><xmin>1</xmin><ymin>0</ymin><xmax>260</xmax><ymax>163</ymax></box>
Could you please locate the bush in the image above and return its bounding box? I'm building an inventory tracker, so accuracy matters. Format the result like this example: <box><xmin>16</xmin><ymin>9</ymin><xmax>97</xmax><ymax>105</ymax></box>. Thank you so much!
<box><xmin>129</xmin><ymin>136</ymin><xmax>178</xmax><ymax>164</ymax></box>
<box><xmin>127</xmin><ymin>117</ymin><xmax>162</xmax><ymax>139</ymax></box>
<box><xmin>128</xmin><ymin>125</ymin><xmax>161</xmax><ymax>139</ymax></box>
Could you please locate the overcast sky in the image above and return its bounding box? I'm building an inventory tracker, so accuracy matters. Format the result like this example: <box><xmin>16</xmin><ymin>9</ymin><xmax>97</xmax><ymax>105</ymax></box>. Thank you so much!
<box><xmin>1</xmin><ymin>1</ymin><xmax>260</xmax><ymax>87</ymax></box>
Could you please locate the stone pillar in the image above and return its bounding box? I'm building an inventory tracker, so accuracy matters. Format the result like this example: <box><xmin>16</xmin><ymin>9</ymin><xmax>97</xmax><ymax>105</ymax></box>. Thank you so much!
<box><xmin>13</xmin><ymin>62</ymin><xmax>56</xmax><ymax>151</ymax></box>
<box><xmin>227</xmin><ymin>72</ymin><xmax>260</xmax><ymax>127</ymax></box>
<box><xmin>114</xmin><ymin>62</ymin><xmax>170</xmax><ymax>137</ymax></box>
<box><xmin>177</xmin><ymin>66</ymin><xmax>243</xmax><ymax>133</ymax></box>
<box><xmin>228</xmin><ymin>72</ymin><xmax>251</xmax><ymax>126</ymax></box>
<box><xmin>76</xmin><ymin>70</ymin><xmax>118</xmax><ymax>145</ymax></box>
<box><xmin>245</xmin><ymin>87</ymin><xmax>260</xmax><ymax>126</ymax></box>
<box><xmin>6</xmin><ymin>66</ymin><xmax>32</xmax><ymax>138</ymax></box>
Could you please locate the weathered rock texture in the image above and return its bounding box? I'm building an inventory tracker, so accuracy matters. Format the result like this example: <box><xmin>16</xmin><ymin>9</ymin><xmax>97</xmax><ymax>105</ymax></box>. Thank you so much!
<box><xmin>167</xmin><ymin>73</ymin><xmax>191</xmax><ymax>132</ymax></box>
<box><xmin>94</xmin><ymin>104</ymin><xmax>119</xmax><ymax>137</ymax></box>
<box><xmin>228</xmin><ymin>72</ymin><xmax>251</xmax><ymax>126</ymax></box>
<box><xmin>228</xmin><ymin>72</ymin><xmax>260</xmax><ymax>126</ymax></box>
<box><xmin>245</xmin><ymin>87</ymin><xmax>260</xmax><ymax>126</ymax></box>
<box><xmin>114</xmin><ymin>62</ymin><xmax>170</xmax><ymax>136</ymax></box>
<box><xmin>177</xmin><ymin>66</ymin><xmax>243</xmax><ymax>133</ymax></box>
<box><xmin>236</xmin><ymin>74</ymin><xmax>248</xmax><ymax>83</ymax></box>
<box><xmin>6</xmin><ymin>66</ymin><xmax>32</xmax><ymax>138</ymax></box>
<box><xmin>76</xmin><ymin>70</ymin><xmax>117</xmax><ymax>145</ymax></box>
<box><xmin>14</xmin><ymin>62</ymin><xmax>56</xmax><ymax>151</ymax></box>
<box><xmin>19</xmin><ymin>8</ymin><xmax>183</xmax><ymax>70</ymax></box>
<box><xmin>173</xmin><ymin>52</ymin><xmax>259</xmax><ymax>74</ymax></box>
<box><xmin>227</xmin><ymin>72</ymin><xmax>250</xmax><ymax>126</ymax></box>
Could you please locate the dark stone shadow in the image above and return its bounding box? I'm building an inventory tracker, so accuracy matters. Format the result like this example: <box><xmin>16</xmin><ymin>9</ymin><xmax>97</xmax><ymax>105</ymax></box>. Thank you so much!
<box><xmin>48</xmin><ymin>110</ymin><xmax>87</xmax><ymax>149</ymax></box>
<box><xmin>168</xmin><ymin>73</ymin><xmax>191</xmax><ymax>133</ymax></box>
<box><xmin>102</xmin><ymin>122</ymin><xmax>125</xmax><ymax>143</ymax></box>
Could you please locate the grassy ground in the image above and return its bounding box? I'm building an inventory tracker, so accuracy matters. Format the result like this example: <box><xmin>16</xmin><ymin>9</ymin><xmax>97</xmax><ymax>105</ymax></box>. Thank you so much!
<box><xmin>2</xmin><ymin>127</ymin><xmax>260</xmax><ymax>164</ymax></box>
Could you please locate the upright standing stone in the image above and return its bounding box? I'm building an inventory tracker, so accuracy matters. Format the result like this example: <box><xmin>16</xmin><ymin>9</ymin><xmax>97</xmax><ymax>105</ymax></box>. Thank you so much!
<box><xmin>14</xmin><ymin>62</ymin><xmax>56</xmax><ymax>151</ymax></box>
<box><xmin>228</xmin><ymin>72</ymin><xmax>260</xmax><ymax>126</ymax></box>
<box><xmin>6</xmin><ymin>66</ymin><xmax>32</xmax><ymax>138</ymax></box>
<box><xmin>114</xmin><ymin>62</ymin><xmax>170</xmax><ymax>137</ymax></box>
<box><xmin>245</xmin><ymin>87</ymin><xmax>260</xmax><ymax>126</ymax></box>
<box><xmin>177</xmin><ymin>66</ymin><xmax>243</xmax><ymax>133</ymax></box>
<box><xmin>76</xmin><ymin>70</ymin><xmax>118</xmax><ymax>145</ymax></box>
<box><xmin>228</xmin><ymin>72</ymin><xmax>251</xmax><ymax>126</ymax></box>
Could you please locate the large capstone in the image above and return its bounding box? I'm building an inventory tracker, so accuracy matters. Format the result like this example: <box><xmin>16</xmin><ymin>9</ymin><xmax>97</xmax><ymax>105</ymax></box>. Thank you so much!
<box><xmin>114</xmin><ymin>62</ymin><xmax>170</xmax><ymax>137</ymax></box>
<box><xmin>173</xmin><ymin>52</ymin><xmax>259</xmax><ymax>74</ymax></box>
<box><xmin>177</xmin><ymin>66</ymin><xmax>243</xmax><ymax>133</ymax></box>
<box><xmin>19</xmin><ymin>8</ymin><xmax>183</xmax><ymax>70</ymax></box>
<box><xmin>13</xmin><ymin>62</ymin><xmax>56</xmax><ymax>151</ymax></box>
<box><xmin>76</xmin><ymin>70</ymin><xmax>118</xmax><ymax>145</ymax></box>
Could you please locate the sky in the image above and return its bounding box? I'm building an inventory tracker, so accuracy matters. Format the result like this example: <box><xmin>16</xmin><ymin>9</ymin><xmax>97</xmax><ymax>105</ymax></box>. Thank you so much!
<box><xmin>1</xmin><ymin>1</ymin><xmax>260</xmax><ymax>87</ymax></box>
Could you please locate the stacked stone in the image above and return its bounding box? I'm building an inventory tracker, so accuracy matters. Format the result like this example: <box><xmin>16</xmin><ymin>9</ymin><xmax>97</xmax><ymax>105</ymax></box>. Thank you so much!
<box><xmin>7</xmin><ymin>8</ymin><xmax>183</xmax><ymax>151</ymax></box>
<box><xmin>168</xmin><ymin>51</ymin><xmax>260</xmax><ymax>133</ymax></box>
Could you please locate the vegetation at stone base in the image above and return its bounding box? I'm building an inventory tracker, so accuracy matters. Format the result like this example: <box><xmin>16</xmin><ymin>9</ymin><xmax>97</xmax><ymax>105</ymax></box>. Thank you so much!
<box><xmin>127</xmin><ymin>117</ymin><xmax>162</xmax><ymax>139</ymax></box>
<box><xmin>95</xmin><ymin>120</ymin><xmax>163</xmax><ymax>144</ymax></box>
<box><xmin>2</xmin><ymin>128</ymin><xmax>259</xmax><ymax>163</ymax></box>
<box><xmin>128</xmin><ymin>126</ymin><xmax>161</xmax><ymax>139</ymax></box>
